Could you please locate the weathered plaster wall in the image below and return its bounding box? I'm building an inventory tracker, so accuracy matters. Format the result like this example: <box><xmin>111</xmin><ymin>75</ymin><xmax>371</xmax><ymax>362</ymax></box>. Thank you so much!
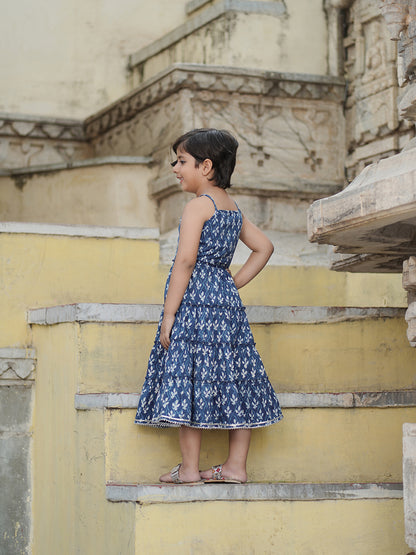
<box><xmin>0</xmin><ymin>0</ymin><xmax>188</xmax><ymax>118</ymax></box>
<box><xmin>1</xmin><ymin>0</ymin><xmax>328</xmax><ymax>119</ymax></box>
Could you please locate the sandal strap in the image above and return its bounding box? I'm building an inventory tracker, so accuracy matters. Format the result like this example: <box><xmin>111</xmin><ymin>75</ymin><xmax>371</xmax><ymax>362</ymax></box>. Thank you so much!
<box><xmin>171</xmin><ymin>463</ymin><xmax>181</xmax><ymax>483</ymax></box>
<box><xmin>212</xmin><ymin>464</ymin><xmax>224</xmax><ymax>480</ymax></box>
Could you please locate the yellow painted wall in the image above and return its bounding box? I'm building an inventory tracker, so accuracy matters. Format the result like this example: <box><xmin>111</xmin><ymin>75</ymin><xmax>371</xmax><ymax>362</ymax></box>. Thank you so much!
<box><xmin>79</xmin><ymin>323</ymin><xmax>157</xmax><ymax>393</ymax></box>
<box><xmin>31</xmin><ymin>323</ymin><xmax>135</xmax><ymax>555</ymax></box>
<box><xmin>0</xmin><ymin>233</ymin><xmax>163</xmax><ymax>348</ymax></box>
<box><xmin>135</xmin><ymin>500</ymin><xmax>407</xmax><ymax>555</ymax></box>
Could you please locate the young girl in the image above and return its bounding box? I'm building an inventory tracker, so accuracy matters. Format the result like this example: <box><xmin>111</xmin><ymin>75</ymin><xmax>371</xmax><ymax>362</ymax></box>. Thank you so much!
<box><xmin>135</xmin><ymin>128</ymin><xmax>283</xmax><ymax>484</ymax></box>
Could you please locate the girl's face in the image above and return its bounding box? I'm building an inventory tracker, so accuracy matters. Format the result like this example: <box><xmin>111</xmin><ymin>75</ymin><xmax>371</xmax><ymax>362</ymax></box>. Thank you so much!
<box><xmin>172</xmin><ymin>147</ymin><xmax>204</xmax><ymax>193</ymax></box>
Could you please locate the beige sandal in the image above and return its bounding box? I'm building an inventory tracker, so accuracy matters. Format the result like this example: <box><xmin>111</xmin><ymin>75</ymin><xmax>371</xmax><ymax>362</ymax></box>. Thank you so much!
<box><xmin>203</xmin><ymin>464</ymin><xmax>243</xmax><ymax>484</ymax></box>
<box><xmin>161</xmin><ymin>463</ymin><xmax>204</xmax><ymax>485</ymax></box>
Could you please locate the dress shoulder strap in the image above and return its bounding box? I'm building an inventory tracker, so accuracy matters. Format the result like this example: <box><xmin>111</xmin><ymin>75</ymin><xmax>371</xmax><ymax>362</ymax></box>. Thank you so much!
<box><xmin>200</xmin><ymin>194</ymin><xmax>217</xmax><ymax>211</ymax></box>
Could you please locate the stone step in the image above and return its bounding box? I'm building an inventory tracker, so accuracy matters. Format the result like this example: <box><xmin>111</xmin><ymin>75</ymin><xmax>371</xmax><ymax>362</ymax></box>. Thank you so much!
<box><xmin>128</xmin><ymin>1</ymin><xmax>289</xmax><ymax>86</ymax></box>
<box><xmin>0</xmin><ymin>156</ymin><xmax>155</xmax><ymax>228</ymax></box>
<box><xmin>28</xmin><ymin>303</ymin><xmax>416</xmax><ymax>394</ymax></box>
<box><xmin>30</xmin><ymin>318</ymin><xmax>411</xmax><ymax>554</ymax></box>
<box><xmin>107</xmin><ymin>481</ymin><xmax>403</xmax><ymax>503</ymax></box>
<box><xmin>107</xmin><ymin>483</ymin><xmax>407</xmax><ymax>554</ymax></box>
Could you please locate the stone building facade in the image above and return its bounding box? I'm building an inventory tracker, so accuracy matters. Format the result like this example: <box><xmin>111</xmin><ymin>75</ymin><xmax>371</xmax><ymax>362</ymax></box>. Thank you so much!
<box><xmin>1</xmin><ymin>0</ymin><xmax>416</xmax><ymax>553</ymax></box>
<box><xmin>308</xmin><ymin>0</ymin><xmax>416</xmax><ymax>551</ymax></box>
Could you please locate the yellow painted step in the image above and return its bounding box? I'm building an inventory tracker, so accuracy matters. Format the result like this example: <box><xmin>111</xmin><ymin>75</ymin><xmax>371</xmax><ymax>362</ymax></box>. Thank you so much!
<box><xmin>104</xmin><ymin>406</ymin><xmax>416</xmax><ymax>484</ymax></box>
<box><xmin>132</xmin><ymin>499</ymin><xmax>407</xmax><ymax>555</ymax></box>
<box><xmin>237</xmin><ymin>264</ymin><xmax>406</xmax><ymax>308</ymax></box>
<box><xmin>52</xmin><ymin>308</ymin><xmax>416</xmax><ymax>394</ymax></box>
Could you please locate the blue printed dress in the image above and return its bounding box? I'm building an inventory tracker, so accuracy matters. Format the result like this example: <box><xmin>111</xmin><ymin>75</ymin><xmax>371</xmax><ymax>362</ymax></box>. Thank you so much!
<box><xmin>135</xmin><ymin>194</ymin><xmax>283</xmax><ymax>429</ymax></box>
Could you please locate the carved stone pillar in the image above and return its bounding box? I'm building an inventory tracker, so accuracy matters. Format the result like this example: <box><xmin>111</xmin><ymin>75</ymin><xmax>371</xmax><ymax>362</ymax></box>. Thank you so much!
<box><xmin>404</xmin><ymin>423</ymin><xmax>416</xmax><ymax>552</ymax></box>
<box><xmin>379</xmin><ymin>0</ymin><xmax>416</xmax><ymax>120</ymax></box>
<box><xmin>403</xmin><ymin>257</ymin><xmax>416</xmax><ymax>347</ymax></box>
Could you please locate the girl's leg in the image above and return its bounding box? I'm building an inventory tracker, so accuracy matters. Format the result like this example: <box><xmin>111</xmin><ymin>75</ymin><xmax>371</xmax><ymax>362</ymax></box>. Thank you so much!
<box><xmin>159</xmin><ymin>426</ymin><xmax>202</xmax><ymax>482</ymax></box>
<box><xmin>200</xmin><ymin>428</ymin><xmax>251</xmax><ymax>482</ymax></box>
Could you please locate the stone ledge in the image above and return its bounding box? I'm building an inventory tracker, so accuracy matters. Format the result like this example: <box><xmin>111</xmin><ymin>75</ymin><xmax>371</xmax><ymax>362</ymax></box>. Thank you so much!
<box><xmin>0</xmin><ymin>112</ymin><xmax>85</xmax><ymax>140</ymax></box>
<box><xmin>307</xmin><ymin>147</ymin><xmax>416</xmax><ymax>272</ymax></box>
<box><xmin>0</xmin><ymin>156</ymin><xmax>152</xmax><ymax>177</ymax></box>
<box><xmin>0</xmin><ymin>223</ymin><xmax>159</xmax><ymax>241</ymax></box>
<box><xmin>106</xmin><ymin>482</ymin><xmax>403</xmax><ymax>504</ymax></box>
<box><xmin>27</xmin><ymin>303</ymin><xmax>405</xmax><ymax>326</ymax></box>
<box><xmin>185</xmin><ymin>0</ymin><xmax>211</xmax><ymax>15</ymax></box>
<box><xmin>129</xmin><ymin>1</ymin><xmax>286</xmax><ymax>69</ymax></box>
<box><xmin>74</xmin><ymin>390</ymin><xmax>416</xmax><ymax>410</ymax></box>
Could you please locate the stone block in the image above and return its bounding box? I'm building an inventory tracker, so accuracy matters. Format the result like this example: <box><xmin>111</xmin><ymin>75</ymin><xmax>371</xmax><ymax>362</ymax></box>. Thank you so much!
<box><xmin>0</xmin><ymin>436</ymin><xmax>31</xmax><ymax>555</ymax></box>
<box><xmin>404</xmin><ymin>423</ymin><xmax>416</xmax><ymax>551</ymax></box>
<box><xmin>405</xmin><ymin>302</ymin><xmax>416</xmax><ymax>347</ymax></box>
<box><xmin>404</xmin><ymin>257</ymin><xmax>416</xmax><ymax>291</ymax></box>
<box><xmin>0</xmin><ymin>386</ymin><xmax>33</xmax><ymax>432</ymax></box>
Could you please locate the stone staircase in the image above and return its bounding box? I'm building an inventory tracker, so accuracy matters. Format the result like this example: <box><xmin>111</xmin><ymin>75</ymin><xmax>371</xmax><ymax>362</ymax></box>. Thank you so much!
<box><xmin>19</xmin><ymin>231</ymin><xmax>415</xmax><ymax>553</ymax></box>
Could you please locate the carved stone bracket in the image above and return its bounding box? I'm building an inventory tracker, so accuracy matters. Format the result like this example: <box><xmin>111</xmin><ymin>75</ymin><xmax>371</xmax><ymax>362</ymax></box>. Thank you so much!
<box><xmin>0</xmin><ymin>348</ymin><xmax>36</xmax><ymax>383</ymax></box>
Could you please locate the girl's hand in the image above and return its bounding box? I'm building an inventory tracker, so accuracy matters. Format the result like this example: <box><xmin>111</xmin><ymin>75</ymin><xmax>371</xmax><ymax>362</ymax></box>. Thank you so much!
<box><xmin>160</xmin><ymin>313</ymin><xmax>176</xmax><ymax>350</ymax></box>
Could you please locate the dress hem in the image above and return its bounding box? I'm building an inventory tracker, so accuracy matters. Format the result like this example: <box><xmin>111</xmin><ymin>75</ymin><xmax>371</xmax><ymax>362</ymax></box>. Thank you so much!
<box><xmin>134</xmin><ymin>414</ymin><xmax>283</xmax><ymax>430</ymax></box>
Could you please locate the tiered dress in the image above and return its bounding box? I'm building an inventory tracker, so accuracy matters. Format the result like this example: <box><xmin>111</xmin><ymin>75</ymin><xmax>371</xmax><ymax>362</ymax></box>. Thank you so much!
<box><xmin>135</xmin><ymin>194</ymin><xmax>283</xmax><ymax>429</ymax></box>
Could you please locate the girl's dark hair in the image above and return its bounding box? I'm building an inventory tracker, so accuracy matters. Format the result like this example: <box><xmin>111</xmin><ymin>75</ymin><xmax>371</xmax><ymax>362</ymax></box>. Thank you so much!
<box><xmin>172</xmin><ymin>128</ymin><xmax>238</xmax><ymax>189</ymax></box>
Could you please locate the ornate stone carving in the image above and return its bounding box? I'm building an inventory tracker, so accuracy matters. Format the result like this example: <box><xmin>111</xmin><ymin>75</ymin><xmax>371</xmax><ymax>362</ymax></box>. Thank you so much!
<box><xmin>85</xmin><ymin>65</ymin><xmax>345</xmax><ymax>139</ymax></box>
<box><xmin>344</xmin><ymin>0</ymin><xmax>414</xmax><ymax>181</ymax></box>
<box><xmin>378</xmin><ymin>1</ymin><xmax>416</xmax><ymax>119</ymax></box>
<box><xmin>379</xmin><ymin>0</ymin><xmax>408</xmax><ymax>40</ymax></box>
<box><xmin>0</xmin><ymin>348</ymin><xmax>36</xmax><ymax>383</ymax></box>
<box><xmin>0</xmin><ymin>114</ymin><xmax>91</xmax><ymax>169</ymax></box>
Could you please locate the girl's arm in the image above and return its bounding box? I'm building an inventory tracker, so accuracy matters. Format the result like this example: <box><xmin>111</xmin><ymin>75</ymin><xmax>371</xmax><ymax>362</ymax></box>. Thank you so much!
<box><xmin>232</xmin><ymin>215</ymin><xmax>274</xmax><ymax>290</ymax></box>
<box><xmin>160</xmin><ymin>197</ymin><xmax>213</xmax><ymax>349</ymax></box>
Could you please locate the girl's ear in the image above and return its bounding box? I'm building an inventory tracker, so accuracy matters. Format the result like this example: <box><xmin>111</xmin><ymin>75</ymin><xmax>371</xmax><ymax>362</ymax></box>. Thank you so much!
<box><xmin>201</xmin><ymin>158</ymin><xmax>213</xmax><ymax>176</ymax></box>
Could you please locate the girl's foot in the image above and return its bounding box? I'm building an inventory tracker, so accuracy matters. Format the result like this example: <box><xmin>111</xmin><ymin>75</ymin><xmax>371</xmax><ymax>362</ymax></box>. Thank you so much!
<box><xmin>200</xmin><ymin>463</ymin><xmax>247</xmax><ymax>483</ymax></box>
<box><xmin>159</xmin><ymin>463</ymin><xmax>202</xmax><ymax>484</ymax></box>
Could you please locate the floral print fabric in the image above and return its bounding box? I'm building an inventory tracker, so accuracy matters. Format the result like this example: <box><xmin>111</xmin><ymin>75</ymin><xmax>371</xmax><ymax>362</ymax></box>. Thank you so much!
<box><xmin>135</xmin><ymin>195</ymin><xmax>283</xmax><ymax>429</ymax></box>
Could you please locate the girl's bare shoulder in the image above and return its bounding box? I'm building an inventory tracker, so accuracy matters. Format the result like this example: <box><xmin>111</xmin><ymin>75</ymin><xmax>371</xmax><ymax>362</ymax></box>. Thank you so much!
<box><xmin>182</xmin><ymin>195</ymin><xmax>216</xmax><ymax>221</ymax></box>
